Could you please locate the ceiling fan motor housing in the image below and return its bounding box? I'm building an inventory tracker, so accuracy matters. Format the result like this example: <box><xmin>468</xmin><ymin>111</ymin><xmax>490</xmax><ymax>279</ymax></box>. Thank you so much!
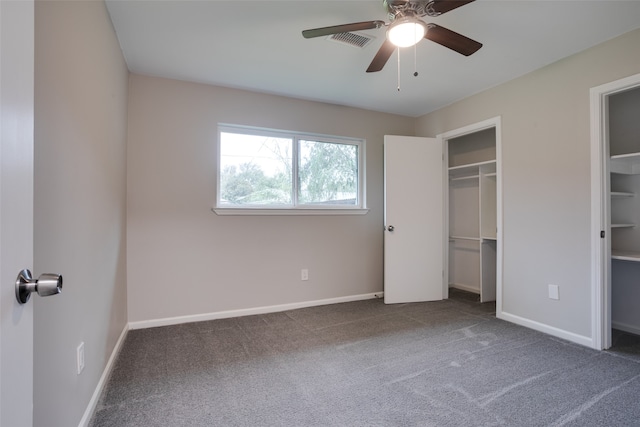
<box><xmin>384</xmin><ymin>0</ymin><xmax>442</xmax><ymax>20</ymax></box>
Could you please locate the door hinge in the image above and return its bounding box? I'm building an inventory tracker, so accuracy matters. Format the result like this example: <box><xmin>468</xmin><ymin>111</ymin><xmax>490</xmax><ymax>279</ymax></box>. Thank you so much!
<box><xmin>600</xmin><ymin>230</ymin><xmax>605</xmax><ymax>238</ymax></box>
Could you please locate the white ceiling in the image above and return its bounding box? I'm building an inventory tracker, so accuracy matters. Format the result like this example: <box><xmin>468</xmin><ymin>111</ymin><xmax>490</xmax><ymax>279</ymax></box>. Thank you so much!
<box><xmin>105</xmin><ymin>0</ymin><xmax>640</xmax><ymax>117</ymax></box>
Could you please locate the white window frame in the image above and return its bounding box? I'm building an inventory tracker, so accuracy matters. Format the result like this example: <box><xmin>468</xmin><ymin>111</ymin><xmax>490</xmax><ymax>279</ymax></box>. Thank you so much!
<box><xmin>214</xmin><ymin>124</ymin><xmax>367</xmax><ymax>215</ymax></box>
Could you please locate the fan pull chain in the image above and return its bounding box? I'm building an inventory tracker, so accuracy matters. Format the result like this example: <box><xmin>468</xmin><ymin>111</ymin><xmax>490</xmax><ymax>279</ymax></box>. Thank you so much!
<box><xmin>397</xmin><ymin>49</ymin><xmax>401</xmax><ymax>91</ymax></box>
<box><xmin>414</xmin><ymin>43</ymin><xmax>419</xmax><ymax>77</ymax></box>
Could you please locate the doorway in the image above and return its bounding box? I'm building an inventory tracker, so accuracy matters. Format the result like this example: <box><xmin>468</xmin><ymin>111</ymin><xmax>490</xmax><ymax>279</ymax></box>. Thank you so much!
<box><xmin>438</xmin><ymin>117</ymin><xmax>503</xmax><ymax>315</ymax></box>
<box><xmin>590</xmin><ymin>72</ymin><xmax>640</xmax><ymax>350</ymax></box>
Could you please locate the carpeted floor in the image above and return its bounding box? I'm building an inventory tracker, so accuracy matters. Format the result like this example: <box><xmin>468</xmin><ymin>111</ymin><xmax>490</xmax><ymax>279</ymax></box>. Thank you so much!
<box><xmin>90</xmin><ymin>290</ymin><xmax>640</xmax><ymax>426</ymax></box>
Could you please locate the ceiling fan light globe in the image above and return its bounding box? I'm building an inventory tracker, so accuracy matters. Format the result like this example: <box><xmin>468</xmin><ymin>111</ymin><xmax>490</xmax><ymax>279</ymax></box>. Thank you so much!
<box><xmin>387</xmin><ymin>20</ymin><xmax>425</xmax><ymax>47</ymax></box>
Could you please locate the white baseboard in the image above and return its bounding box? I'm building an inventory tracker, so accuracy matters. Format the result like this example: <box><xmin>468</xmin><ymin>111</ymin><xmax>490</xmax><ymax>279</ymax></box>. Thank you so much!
<box><xmin>498</xmin><ymin>311</ymin><xmax>594</xmax><ymax>349</ymax></box>
<box><xmin>129</xmin><ymin>292</ymin><xmax>384</xmax><ymax>330</ymax></box>
<box><xmin>78</xmin><ymin>324</ymin><xmax>129</xmax><ymax>427</ymax></box>
<box><xmin>612</xmin><ymin>320</ymin><xmax>640</xmax><ymax>336</ymax></box>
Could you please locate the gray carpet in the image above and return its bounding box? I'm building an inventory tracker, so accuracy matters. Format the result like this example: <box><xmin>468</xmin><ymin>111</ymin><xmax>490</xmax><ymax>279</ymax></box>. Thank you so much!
<box><xmin>90</xmin><ymin>290</ymin><xmax>640</xmax><ymax>426</ymax></box>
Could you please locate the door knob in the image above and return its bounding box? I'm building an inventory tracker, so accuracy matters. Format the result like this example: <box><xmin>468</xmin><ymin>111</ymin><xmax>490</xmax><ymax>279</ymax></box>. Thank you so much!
<box><xmin>15</xmin><ymin>269</ymin><xmax>62</xmax><ymax>304</ymax></box>
<box><xmin>387</xmin><ymin>225</ymin><xmax>395</xmax><ymax>232</ymax></box>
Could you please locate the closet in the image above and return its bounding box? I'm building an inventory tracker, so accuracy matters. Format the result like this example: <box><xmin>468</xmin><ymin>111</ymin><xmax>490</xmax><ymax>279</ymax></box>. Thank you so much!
<box><xmin>447</xmin><ymin>127</ymin><xmax>497</xmax><ymax>302</ymax></box>
<box><xmin>609</xmin><ymin>87</ymin><xmax>640</xmax><ymax>335</ymax></box>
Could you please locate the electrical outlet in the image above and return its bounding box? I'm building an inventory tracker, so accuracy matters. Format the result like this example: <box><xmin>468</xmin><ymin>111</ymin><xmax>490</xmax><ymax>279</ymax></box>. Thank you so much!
<box><xmin>77</xmin><ymin>342</ymin><xmax>85</xmax><ymax>375</ymax></box>
<box><xmin>548</xmin><ymin>284</ymin><xmax>559</xmax><ymax>300</ymax></box>
<box><xmin>301</xmin><ymin>269</ymin><xmax>309</xmax><ymax>281</ymax></box>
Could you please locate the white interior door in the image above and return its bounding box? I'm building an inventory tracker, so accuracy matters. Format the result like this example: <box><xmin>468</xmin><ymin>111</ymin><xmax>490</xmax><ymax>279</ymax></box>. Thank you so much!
<box><xmin>384</xmin><ymin>135</ymin><xmax>444</xmax><ymax>303</ymax></box>
<box><xmin>0</xmin><ymin>0</ymin><xmax>35</xmax><ymax>425</ymax></box>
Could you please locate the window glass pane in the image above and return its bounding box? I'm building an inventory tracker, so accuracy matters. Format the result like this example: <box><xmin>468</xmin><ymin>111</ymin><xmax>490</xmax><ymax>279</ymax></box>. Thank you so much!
<box><xmin>298</xmin><ymin>140</ymin><xmax>358</xmax><ymax>205</ymax></box>
<box><xmin>219</xmin><ymin>132</ymin><xmax>292</xmax><ymax>205</ymax></box>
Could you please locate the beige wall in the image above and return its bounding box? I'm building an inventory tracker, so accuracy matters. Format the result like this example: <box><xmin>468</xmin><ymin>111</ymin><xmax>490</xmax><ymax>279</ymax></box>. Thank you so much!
<box><xmin>126</xmin><ymin>75</ymin><xmax>414</xmax><ymax>323</ymax></box>
<box><xmin>416</xmin><ymin>28</ymin><xmax>640</xmax><ymax>340</ymax></box>
<box><xmin>34</xmin><ymin>1</ymin><xmax>129</xmax><ymax>426</ymax></box>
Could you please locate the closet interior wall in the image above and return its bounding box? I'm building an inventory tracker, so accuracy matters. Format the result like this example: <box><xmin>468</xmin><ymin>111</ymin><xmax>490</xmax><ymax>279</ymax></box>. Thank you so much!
<box><xmin>609</xmin><ymin>86</ymin><xmax>640</xmax><ymax>335</ymax></box>
<box><xmin>448</xmin><ymin>128</ymin><xmax>497</xmax><ymax>302</ymax></box>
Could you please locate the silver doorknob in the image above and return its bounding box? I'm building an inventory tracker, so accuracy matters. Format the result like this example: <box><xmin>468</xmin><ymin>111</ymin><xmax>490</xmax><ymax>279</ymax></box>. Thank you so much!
<box><xmin>387</xmin><ymin>225</ymin><xmax>395</xmax><ymax>232</ymax></box>
<box><xmin>15</xmin><ymin>269</ymin><xmax>62</xmax><ymax>304</ymax></box>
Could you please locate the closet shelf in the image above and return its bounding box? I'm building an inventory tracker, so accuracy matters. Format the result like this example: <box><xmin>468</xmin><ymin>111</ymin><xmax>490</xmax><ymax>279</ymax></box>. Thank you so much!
<box><xmin>448</xmin><ymin>160</ymin><xmax>496</xmax><ymax>178</ymax></box>
<box><xmin>451</xmin><ymin>174</ymin><xmax>479</xmax><ymax>182</ymax></box>
<box><xmin>611</xmin><ymin>223</ymin><xmax>636</xmax><ymax>228</ymax></box>
<box><xmin>612</xmin><ymin>250</ymin><xmax>640</xmax><ymax>262</ymax></box>
<box><xmin>610</xmin><ymin>152</ymin><xmax>640</xmax><ymax>175</ymax></box>
<box><xmin>611</xmin><ymin>191</ymin><xmax>635</xmax><ymax>198</ymax></box>
<box><xmin>449</xmin><ymin>236</ymin><xmax>481</xmax><ymax>242</ymax></box>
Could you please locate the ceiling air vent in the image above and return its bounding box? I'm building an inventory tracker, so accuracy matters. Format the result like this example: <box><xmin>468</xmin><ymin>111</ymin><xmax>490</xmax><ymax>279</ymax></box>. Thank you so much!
<box><xmin>328</xmin><ymin>32</ymin><xmax>374</xmax><ymax>49</ymax></box>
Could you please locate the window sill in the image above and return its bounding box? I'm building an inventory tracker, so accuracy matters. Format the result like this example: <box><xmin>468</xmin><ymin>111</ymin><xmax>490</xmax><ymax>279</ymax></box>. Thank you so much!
<box><xmin>212</xmin><ymin>207</ymin><xmax>369</xmax><ymax>216</ymax></box>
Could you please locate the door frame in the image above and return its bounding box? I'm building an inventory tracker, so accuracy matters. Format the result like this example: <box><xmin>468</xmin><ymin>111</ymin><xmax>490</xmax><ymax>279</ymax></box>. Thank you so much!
<box><xmin>437</xmin><ymin>116</ymin><xmax>503</xmax><ymax>315</ymax></box>
<box><xmin>590</xmin><ymin>72</ymin><xmax>640</xmax><ymax>350</ymax></box>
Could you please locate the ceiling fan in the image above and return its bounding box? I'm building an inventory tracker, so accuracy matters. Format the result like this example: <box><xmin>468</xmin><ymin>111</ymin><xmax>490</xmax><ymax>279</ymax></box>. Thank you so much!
<box><xmin>302</xmin><ymin>0</ymin><xmax>482</xmax><ymax>73</ymax></box>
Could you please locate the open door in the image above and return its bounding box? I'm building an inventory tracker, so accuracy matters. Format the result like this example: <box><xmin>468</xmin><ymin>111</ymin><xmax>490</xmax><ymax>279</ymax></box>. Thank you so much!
<box><xmin>384</xmin><ymin>135</ymin><xmax>444</xmax><ymax>303</ymax></box>
<box><xmin>0</xmin><ymin>1</ymin><xmax>35</xmax><ymax>425</ymax></box>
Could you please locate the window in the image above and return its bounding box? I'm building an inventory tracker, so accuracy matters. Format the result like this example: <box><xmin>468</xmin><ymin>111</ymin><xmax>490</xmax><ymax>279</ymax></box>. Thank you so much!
<box><xmin>216</xmin><ymin>124</ymin><xmax>365</xmax><ymax>213</ymax></box>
